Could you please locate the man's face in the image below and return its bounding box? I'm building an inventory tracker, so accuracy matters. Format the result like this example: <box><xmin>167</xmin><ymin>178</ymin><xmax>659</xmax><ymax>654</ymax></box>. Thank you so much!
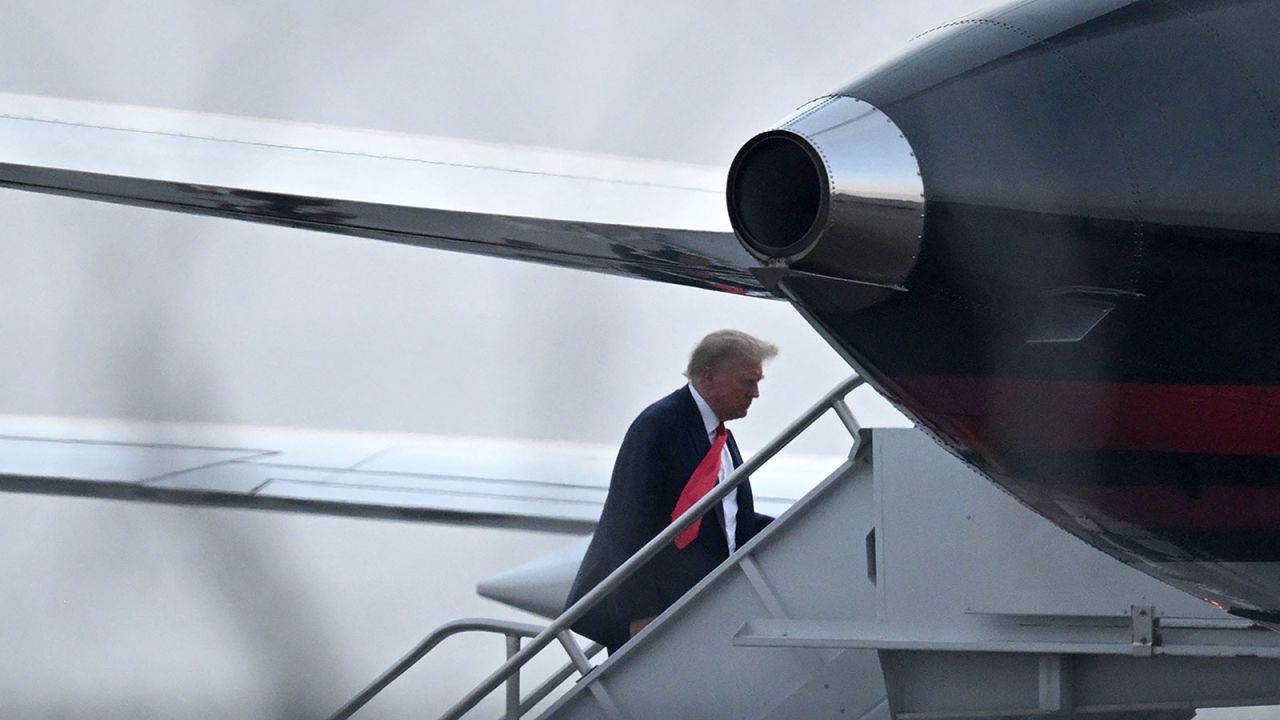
<box><xmin>699</xmin><ymin>356</ymin><xmax>764</xmax><ymax>422</ymax></box>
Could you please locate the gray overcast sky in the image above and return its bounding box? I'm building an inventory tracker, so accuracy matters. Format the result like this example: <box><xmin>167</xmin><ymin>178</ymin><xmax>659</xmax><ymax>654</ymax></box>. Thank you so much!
<box><xmin>0</xmin><ymin>0</ymin><xmax>982</xmax><ymax>454</ymax></box>
<box><xmin>0</xmin><ymin>2</ymin><xmax>1270</xmax><ymax>718</ymax></box>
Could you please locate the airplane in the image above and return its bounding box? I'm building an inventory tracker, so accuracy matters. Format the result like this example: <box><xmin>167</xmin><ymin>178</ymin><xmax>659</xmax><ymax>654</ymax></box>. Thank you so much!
<box><xmin>2</xmin><ymin>0</ymin><xmax>1279</xmax><ymax>717</ymax></box>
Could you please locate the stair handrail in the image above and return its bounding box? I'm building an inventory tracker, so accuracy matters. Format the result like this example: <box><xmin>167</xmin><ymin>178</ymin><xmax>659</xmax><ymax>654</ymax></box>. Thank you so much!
<box><xmin>329</xmin><ymin>616</ymin><xmax>605</xmax><ymax>720</ymax></box>
<box><xmin>437</xmin><ymin>374</ymin><xmax>866</xmax><ymax>719</ymax></box>
<box><xmin>329</xmin><ymin>618</ymin><xmax>545</xmax><ymax>720</ymax></box>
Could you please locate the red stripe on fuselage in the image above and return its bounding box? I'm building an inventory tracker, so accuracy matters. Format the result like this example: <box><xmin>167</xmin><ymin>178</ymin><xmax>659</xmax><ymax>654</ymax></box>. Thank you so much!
<box><xmin>894</xmin><ymin>376</ymin><xmax>1280</xmax><ymax>456</ymax></box>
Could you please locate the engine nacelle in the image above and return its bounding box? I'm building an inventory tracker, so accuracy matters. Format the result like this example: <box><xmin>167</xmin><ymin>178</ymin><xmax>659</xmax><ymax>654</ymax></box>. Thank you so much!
<box><xmin>726</xmin><ymin>95</ymin><xmax>925</xmax><ymax>303</ymax></box>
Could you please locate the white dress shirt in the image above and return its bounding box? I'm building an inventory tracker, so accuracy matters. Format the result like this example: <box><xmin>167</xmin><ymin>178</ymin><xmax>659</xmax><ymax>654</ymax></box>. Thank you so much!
<box><xmin>688</xmin><ymin>384</ymin><xmax>739</xmax><ymax>553</ymax></box>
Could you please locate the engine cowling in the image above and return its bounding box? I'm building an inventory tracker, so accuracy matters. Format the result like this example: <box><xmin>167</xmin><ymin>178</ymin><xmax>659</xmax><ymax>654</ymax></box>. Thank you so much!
<box><xmin>726</xmin><ymin>95</ymin><xmax>925</xmax><ymax>305</ymax></box>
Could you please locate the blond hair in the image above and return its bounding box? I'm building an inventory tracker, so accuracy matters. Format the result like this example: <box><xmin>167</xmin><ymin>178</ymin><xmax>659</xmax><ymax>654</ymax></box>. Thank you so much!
<box><xmin>684</xmin><ymin>329</ymin><xmax>778</xmax><ymax>379</ymax></box>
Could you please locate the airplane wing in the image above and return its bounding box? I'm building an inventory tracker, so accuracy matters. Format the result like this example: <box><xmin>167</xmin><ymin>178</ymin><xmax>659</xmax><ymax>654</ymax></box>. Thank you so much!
<box><xmin>0</xmin><ymin>91</ymin><xmax>770</xmax><ymax>297</ymax></box>
<box><xmin>0</xmin><ymin>413</ymin><xmax>842</xmax><ymax>532</ymax></box>
<box><xmin>0</xmin><ymin>92</ymin><xmax>853</xmax><ymax>527</ymax></box>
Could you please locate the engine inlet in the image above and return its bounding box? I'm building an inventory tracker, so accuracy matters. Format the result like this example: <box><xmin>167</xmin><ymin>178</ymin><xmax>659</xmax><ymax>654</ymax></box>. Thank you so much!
<box><xmin>727</xmin><ymin>96</ymin><xmax>925</xmax><ymax>294</ymax></box>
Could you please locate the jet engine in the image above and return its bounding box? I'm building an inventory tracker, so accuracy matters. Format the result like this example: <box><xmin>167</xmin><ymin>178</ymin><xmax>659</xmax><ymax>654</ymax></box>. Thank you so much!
<box><xmin>727</xmin><ymin>96</ymin><xmax>924</xmax><ymax>307</ymax></box>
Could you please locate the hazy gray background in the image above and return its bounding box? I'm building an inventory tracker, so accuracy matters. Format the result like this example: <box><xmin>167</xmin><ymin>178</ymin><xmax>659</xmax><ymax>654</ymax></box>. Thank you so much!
<box><xmin>0</xmin><ymin>0</ymin><xmax>940</xmax><ymax>447</ymax></box>
<box><xmin>0</xmin><ymin>1</ymin><xmax>1268</xmax><ymax>718</ymax></box>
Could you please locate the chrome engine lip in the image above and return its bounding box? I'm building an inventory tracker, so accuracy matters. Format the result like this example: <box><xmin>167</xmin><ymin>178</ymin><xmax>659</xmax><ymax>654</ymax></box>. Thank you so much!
<box><xmin>726</xmin><ymin>128</ymin><xmax>832</xmax><ymax>261</ymax></box>
<box><xmin>727</xmin><ymin>95</ymin><xmax>926</xmax><ymax>290</ymax></box>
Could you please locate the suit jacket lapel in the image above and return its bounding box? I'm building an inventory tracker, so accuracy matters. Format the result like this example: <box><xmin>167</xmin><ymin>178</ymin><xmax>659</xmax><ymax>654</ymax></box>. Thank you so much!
<box><xmin>681</xmin><ymin>386</ymin><xmax>710</xmax><ymax>460</ymax></box>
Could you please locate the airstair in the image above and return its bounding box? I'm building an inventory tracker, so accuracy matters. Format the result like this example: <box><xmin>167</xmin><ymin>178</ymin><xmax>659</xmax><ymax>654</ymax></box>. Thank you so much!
<box><xmin>332</xmin><ymin>377</ymin><xmax>1280</xmax><ymax>719</ymax></box>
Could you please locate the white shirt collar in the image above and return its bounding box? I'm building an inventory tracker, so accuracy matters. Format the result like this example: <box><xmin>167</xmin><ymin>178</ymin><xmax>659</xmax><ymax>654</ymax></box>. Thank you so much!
<box><xmin>687</xmin><ymin>383</ymin><xmax>721</xmax><ymax>438</ymax></box>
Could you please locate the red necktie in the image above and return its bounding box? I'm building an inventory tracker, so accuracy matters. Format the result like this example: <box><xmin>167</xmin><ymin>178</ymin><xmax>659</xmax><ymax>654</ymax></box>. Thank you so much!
<box><xmin>671</xmin><ymin>424</ymin><xmax>727</xmax><ymax>549</ymax></box>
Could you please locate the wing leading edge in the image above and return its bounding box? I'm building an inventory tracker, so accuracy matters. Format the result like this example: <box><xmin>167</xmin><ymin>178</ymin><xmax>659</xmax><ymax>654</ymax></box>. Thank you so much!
<box><xmin>0</xmin><ymin>92</ymin><xmax>769</xmax><ymax>296</ymax></box>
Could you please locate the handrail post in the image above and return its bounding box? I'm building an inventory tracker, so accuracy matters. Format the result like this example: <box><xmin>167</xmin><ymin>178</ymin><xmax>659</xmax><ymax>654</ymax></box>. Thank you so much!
<box><xmin>439</xmin><ymin>375</ymin><xmax>864</xmax><ymax>719</ymax></box>
<box><xmin>505</xmin><ymin>634</ymin><xmax>521</xmax><ymax>720</ymax></box>
<box><xmin>556</xmin><ymin>631</ymin><xmax>594</xmax><ymax>677</ymax></box>
<box><xmin>832</xmin><ymin>398</ymin><xmax>861</xmax><ymax>438</ymax></box>
<box><xmin>515</xmin><ymin>644</ymin><xmax>604</xmax><ymax>716</ymax></box>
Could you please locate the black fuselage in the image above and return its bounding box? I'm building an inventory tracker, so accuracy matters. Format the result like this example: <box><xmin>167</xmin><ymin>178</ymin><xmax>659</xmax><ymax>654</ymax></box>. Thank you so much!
<box><xmin>753</xmin><ymin>0</ymin><xmax>1280</xmax><ymax>619</ymax></box>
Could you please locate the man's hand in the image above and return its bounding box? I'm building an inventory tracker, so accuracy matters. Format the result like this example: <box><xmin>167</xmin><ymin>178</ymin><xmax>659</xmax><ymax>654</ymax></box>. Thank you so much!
<box><xmin>629</xmin><ymin>616</ymin><xmax>655</xmax><ymax>637</ymax></box>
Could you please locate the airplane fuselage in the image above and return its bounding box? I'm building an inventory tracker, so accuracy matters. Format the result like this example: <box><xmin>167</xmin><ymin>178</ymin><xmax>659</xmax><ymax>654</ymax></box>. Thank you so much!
<box><xmin>728</xmin><ymin>0</ymin><xmax>1280</xmax><ymax>620</ymax></box>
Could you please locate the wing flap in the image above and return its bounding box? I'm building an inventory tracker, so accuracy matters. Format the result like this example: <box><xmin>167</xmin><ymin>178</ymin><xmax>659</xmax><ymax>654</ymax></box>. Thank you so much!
<box><xmin>0</xmin><ymin>415</ymin><xmax>614</xmax><ymax>532</ymax></box>
<box><xmin>0</xmin><ymin>415</ymin><xmax>842</xmax><ymax>532</ymax></box>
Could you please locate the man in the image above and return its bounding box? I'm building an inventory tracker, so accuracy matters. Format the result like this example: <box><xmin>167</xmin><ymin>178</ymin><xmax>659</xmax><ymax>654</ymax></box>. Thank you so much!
<box><xmin>565</xmin><ymin>330</ymin><xmax>778</xmax><ymax>653</ymax></box>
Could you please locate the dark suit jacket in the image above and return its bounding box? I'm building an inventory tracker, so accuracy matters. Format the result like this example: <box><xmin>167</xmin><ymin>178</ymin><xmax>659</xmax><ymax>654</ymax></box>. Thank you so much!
<box><xmin>564</xmin><ymin>385</ymin><xmax>773</xmax><ymax>652</ymax></box>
